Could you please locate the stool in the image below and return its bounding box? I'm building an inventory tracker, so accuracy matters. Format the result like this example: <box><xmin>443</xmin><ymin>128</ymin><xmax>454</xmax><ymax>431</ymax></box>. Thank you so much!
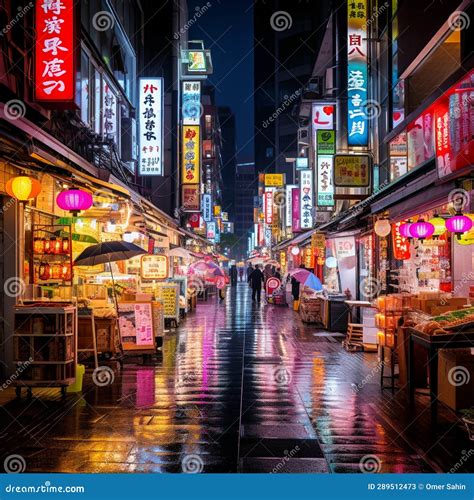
<box><xmin>343</xmin><ymin>323</ymin><xmax>363</xmax><ymax>351</ymax></box>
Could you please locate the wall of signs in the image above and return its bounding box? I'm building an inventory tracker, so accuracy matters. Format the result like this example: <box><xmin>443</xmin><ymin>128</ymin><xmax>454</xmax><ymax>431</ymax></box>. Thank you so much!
<box><xmin>317</xmin><ymin>156</ymin><xmax>334</xmax><ymax>207</ymax></box>
<box><xmin>299</xmin><ymin>170</ymin><xmax>314</xmax><ymax>229</ymax></box>
<box><xmin>182</xmin><ymin>125</ymin><xmax>200</xmax><ymax>183</ymax></box>
<box><xmin>139</xmin><ymin>78</ymin><xmax>163</xmax><ymax>175</ymax></box>
<box><xmin>182</xmin><ymin>81</ymin><xmax>201</xmax><ymax>125</ymax></box>
<box><xmin>347</xmin><ymin>0</ymin><xmax>368</xmax><ymax>146</ymax></box>
<box><xmin>35</xmin><ymin>0</ymin><xmax>76</xmax><ymax>103</ymax></box>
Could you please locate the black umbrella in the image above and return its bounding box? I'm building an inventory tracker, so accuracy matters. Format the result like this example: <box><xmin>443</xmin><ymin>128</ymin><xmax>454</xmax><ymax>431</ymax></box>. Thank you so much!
<box><xmin>74</xmin><ymin>241</ymin><xmax>147</xmax><ymax>266</ymax></box>
<box><xmin>74</xmin><ymin>241</ymin><xmax>148</xmax><ymax>349</ymax></box>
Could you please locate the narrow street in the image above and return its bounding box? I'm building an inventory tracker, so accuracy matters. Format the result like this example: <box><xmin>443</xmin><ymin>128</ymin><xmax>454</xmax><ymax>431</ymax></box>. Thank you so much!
<box><xmin>0</xmin><ymin>284</ymin><xmax>469</xmax><ymax>474</ymax></box>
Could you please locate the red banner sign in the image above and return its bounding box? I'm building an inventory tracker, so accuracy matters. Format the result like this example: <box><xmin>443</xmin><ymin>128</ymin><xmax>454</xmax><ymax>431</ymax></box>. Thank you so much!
<box><xmin>35</xmin><ymin>0</ymin><xmax>76</xmax><ymax>103</ymax></box>
<box><xmin>392</xmin><ymin>222</ymin><xmax>410</xmax><ymax>260</ymax></box>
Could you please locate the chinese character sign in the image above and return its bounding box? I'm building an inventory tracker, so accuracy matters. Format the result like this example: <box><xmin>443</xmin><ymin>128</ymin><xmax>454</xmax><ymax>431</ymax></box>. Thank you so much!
<box><xmin>285</xmin><ymin>184</ymin><xmax>296</xmax><ymax>227</ymax></box>
<box><xmin>182</xmin><ymin>81</ymin><xmax>201</xmax><ymax>125</ymax></box>
<box><xmin>347</xmin><ymin>0</ymin><xmax>368</xmax><ymax>147</ymax></box>
<box><xmin>264</xmin><ymin>173</ymin><xmax>284</xmax><ymax>187</ymax></box>
<box><xmin>103</xmin><ymin>78</ymin><xmax>118</xmax><ymax>145</ymax></box>
<box><xmin>392</xmin><ymin>222</ymin><xmax>410</xmax><ymax>260</ymax></box>
<box><xmin>181</xmin><ymin>185</ymin><xmax>200</xmax><ymax>211</ymax></box>
<box><xmin>206</xmin><ymin>221</ymin><xmax>216</xmax><ymax>241</ymax></box>
<box><xmin>299</xmin><ymin>170</ymin><xmax>314</xmax><ymax>229</ymax></box>
<box><xmin>182</xmin><ymin>125</ymin><xmax>200</xmax><ymax>184</ymax></box>
<box><xmin>264</xmin><ymin>190</ymin><xmax>273</xmax><ymax>225</ymax></box>
<box><xmin>202</xmin><ymin>194</ymin><xmax>212</xmax><ymax>222</ymax></box>
<box><xmin>317</xmin><ymin>155</ymin><xmax>335</xmax><ymax>207</ymax></box>
<box><xmin>35</xmin><ymin>0</ymin><xmax>76</xmax><ymax>102</ymax></box>
<box><xmin>334</xmin><ymin>155</ymin><xmax>370</xmax><ymax>187</ymax></box>
<box><xmin>139</xmin><ymin>78</ymin><xmax>163</xmax><ymax>176</ymax></box>
<box><xmin>292</xmin><ymin>188</ymin><xmax>301</xmax><ymax>232</ymax></box>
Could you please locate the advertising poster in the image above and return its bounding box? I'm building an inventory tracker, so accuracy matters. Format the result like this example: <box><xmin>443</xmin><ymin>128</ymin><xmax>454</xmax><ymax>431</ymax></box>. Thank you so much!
<box><xmin>182</xmin><ymin>125</ymin><xmax>200</xmax><ymax>183</ymax></box>
<box><xmin>118</xmin><ymin>302</ymin><xmax>155</xmax><ymax>348</ymax></box>
<box><xmin>299</xmin><ymin>169</ymin><xmax>314</xmax><ymax>229</ymax></box>
<box><xmin>182</xmin><ymin>81</ymin><xmax>201</xmax><ymax>125</ymax></box>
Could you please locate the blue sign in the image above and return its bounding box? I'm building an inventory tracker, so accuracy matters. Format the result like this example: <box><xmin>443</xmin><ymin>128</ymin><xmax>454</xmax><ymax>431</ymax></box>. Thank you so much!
<box><xmin>347</xmin><ymin>61</ymin><xmax>368</xmax><ymax>146</ymax></box>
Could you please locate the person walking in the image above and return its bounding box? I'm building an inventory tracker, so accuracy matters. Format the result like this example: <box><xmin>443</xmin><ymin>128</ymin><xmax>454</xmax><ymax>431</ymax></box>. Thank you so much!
<box><xmin>246</xmin><ymin>263</ymin><xmax>253</xmax><ymax>281</ymax></box>
<box><xmin>238</xmin><ymin>267</ymin><xmax>244</xmax><ymax>281</ymax></box>
<box><xmin>248</xmin><ymin>264</ymin><xmax>264</xmax><ymax>303</ymax></box>
<box><xmin>230</xmin><ymin>265</ymin><xmax>238</xmax><ymax>286</ymax></box>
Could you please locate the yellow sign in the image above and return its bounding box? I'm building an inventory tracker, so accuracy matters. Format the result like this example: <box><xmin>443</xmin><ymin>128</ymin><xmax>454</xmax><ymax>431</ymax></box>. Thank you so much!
<box><xmin>140</xmin><ymin>255</ymin><xmax>168</xmax><ymax>280</ymax></box>
<box><xmin>280</xmin><ymin>251</ymin><xmax>287</xmax><ymax>268</ymax></box>
<box><xmin>334</xmin><ymin>155</ymin><xmax>370</xmax><ymax>187</ymax></box>
<box><xmin>157</xmin><ymin>285</ymin><xmax>179</xmax><ymax>318</ymax></box>
<box><xmin>264</xmin><ymin>173</ymin><xmax>284</xmax><ymax>187</ymax></box>
<box><xmin>182</xmin><ymin>125</ymin><xmax>200</xmax><ymax>184</ymax></box>
<box><xmin>311</xmin><ymin>232</ymin><xmax>326</xmax><ymax>251</ymax></box>
<box><xmin>214</xmin><ymin>205</ymin><xmax>221</xmax><ymax>217</ymax></box>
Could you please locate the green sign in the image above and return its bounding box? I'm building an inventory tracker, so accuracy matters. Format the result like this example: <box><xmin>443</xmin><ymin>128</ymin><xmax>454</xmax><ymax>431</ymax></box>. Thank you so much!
<box><xmin>317</xmin><ymin>130</ymin><xmax>336</xmax><ymax>155</ymax></box>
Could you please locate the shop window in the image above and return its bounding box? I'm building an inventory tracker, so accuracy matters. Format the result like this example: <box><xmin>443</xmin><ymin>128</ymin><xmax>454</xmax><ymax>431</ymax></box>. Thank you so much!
<box><xmin>389</xmin><ymin>132</ymin><xmax>407</xmax><ymax>181</ymax></box>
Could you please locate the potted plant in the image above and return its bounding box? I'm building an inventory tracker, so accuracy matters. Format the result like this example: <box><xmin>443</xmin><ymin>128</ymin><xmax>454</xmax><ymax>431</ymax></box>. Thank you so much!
<box><xmin>460</xmin><ymin>409</ymin><xmax>474</xmax><ymax>440</ymax></box>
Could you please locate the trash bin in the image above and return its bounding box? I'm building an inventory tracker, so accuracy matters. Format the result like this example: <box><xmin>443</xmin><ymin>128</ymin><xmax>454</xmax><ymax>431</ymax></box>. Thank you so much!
<box><xmin>67</xmin><ymin>364</ymin><xmax>85</xmax><ymax>393</ymax></box>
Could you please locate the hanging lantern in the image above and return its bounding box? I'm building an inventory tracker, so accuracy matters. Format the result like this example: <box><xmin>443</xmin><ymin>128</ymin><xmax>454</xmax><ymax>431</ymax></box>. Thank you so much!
<box><xmin>56</xmin><ymin>189</ymin><xmax>93</xmax><ymax>216</ymax></box>
<box><xmin>446</xmin><ymin>213</ymin><xmax>473</xmax><ymax>239</ymax></box>
<box><xmin>61</xmin><ymin>237</ymin><xmax>70</xmax><ymax>254</ymax></box>
<box><xmin>374</xmin><ymin>219</ymin><xmax>391</xmax><ymax>237</ymax></box>
<box><xmin>428</xmin><ymin>215</ymin><xmax>446</xmax><ymax>237</ymax></box>
<box><xmin>290</xmin><ymin>246</ymin><xmax>300</xmax><ymax>256</ymax></box>
<box><xmin>409</xmin><ymin>219</ymin><xmax>435</xmax><ymax>240</ymax></box>
<box><xmin>399</xmin><ymin>222</ymin><xmax>412</xmax><ymax>238</ymax></box>
<box><xmin>6</xmin><ymin>176</ymin><xmax>41</xmax><ymax>202</ymax></box>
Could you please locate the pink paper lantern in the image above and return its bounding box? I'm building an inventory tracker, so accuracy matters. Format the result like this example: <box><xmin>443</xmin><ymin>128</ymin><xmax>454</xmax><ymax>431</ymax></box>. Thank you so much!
<box><xmin>446</xmin><ymin>214</ymin><xmax>473</xmax><ymax>238</ymax></box>
<box><xmin>56</xmin><ymin>189</ymin><xmax>93</xmax><ymax>215</ymax></box>
<box><xmin>399</xmin><ymin>223</ymin><xmax>412</xmax><ymax>238</ymax></box>
<box><xmin>409</xmin><ymin>219</ymin><xmax>435</xmax><ymax>240</ymax></box>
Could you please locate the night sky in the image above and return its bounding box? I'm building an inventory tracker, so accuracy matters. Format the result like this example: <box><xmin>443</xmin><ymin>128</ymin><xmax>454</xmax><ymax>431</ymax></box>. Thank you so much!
<box><xmin>187</xmin><ymin>0</ymin><xmax>255</xmax><ymax>164</ymax></box>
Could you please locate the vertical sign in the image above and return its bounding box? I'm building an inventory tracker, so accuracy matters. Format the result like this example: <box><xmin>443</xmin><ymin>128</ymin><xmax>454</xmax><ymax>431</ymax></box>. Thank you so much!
<box><xmin>182</xmin><ymin>81</ymin><xmax>201</xmax><ymax>125</ymax></box>
<box><xmin>206</xmin><ymin>221</ymin><xmax>216</xmax><ymax>241</ymax></box>
<box><xmin>312</xmin><ymin>103</ymin><xmax>335</xmax><ymax>145</ymax></box>
<box><xmin>317</xmin><ymin>156</ymin><xmax>335</xmax><ymax>207</ymax></box>
<box><xmin>182</xmin><ymin>125</ymin><xmax>200</xmax><ymax>183</ymax></box>
<box><xmin>202</xmin><ymin>194</ymin><xmax>212</xmax><ymax>222</ymax></box>
<box><xmin>299</xmin><ymin>170</ymin><xmax>314</xmax><ymax>229</ymax></box>
<box><xmin>103</xmin><ymin>78</ymin><xmax>118</xmax><ymax>145</ymax></box>
<box><xmin>292</xmin><ymin>188</ymin><xmax>301</xmax><ymax>233</ymax></box>
<box><xmin>347</xmin><ymin>0</ymin><xmax>368</xmax><ymax>146</ymax></box>
<box><xmin>264</xmin><ymin>190</ymin><xmax>273</xmax><ymax>225</ymax></box>
<box><xmin>139</xmin><ymin>78</ymin><xmax>163</xmax><ymax>175</ymax></box>
<box><xmin>285</xmin><ymin>184</ymin><xmax>296</xmax><ymax>227</ymax></box>
<box><xmin>35</xmin><ymin>0</ymin><xmax>76</xmax><ymax>102</ymax></box>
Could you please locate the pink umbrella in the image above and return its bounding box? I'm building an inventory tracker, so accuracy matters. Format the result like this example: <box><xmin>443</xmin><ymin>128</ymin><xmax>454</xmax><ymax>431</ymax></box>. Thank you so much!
<box><xmin>289</xmin><ymin>268</ymin><xmax>323</xmax><ymax>291</ymax></box>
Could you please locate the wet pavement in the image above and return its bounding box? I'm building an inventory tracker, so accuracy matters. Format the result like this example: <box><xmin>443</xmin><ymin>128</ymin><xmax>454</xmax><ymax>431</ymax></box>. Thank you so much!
<box><xmin>0</xmin><ymin>283</ymin><xmax>472</xmax><ymax>473</ymax></box>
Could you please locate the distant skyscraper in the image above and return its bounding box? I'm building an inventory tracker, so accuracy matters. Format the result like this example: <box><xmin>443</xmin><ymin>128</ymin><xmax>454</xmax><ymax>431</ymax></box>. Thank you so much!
<box><xmin>218</xmin><ymin>106</ymin><xmax>237</xmax><ymax>219</ymax></box>
<box><xmin>234</xmin><ymin>162</ymin><xmax>256</xmax><ymax>256</ymax></box>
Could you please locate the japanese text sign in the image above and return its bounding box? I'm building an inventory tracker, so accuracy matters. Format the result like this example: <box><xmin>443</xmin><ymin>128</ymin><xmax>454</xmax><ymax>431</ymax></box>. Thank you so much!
<box><xmin>299</xmin><ymin>169</ymin><xmax>314</xmax><ymax>229</ymax></box>
<box><xmin>347</xmin><ymin>0</ymin><xmax>368</xmax><ymax>146</ymax></box>
<box><xmin>139</xmin><ymin>78</ymin><xmax>163</xmax><ymax>175</ymax></box>
<box><xmin>334</xmin><ymin>154</ymin><xmax>370</xmax><ymax>187</ymax></box>
<box><xmin>35</xmin><ymin>0</ymin><xmax>76</xmax><ymax>102</ymax></box>
<box><xmin>317</xmin><ymin>155</ymin><xmax>334</xmax><ymax>207</ymax></box>
<box><xmin>182</xmin><ymin>125</ymin><xmax>200</xmax><ymax>183</ymax></box>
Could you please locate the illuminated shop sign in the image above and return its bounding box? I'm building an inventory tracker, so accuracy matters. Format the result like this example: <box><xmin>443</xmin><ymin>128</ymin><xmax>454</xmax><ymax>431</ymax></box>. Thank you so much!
<box><xmin>182</xmin><ymin>125</ymin><xmax>200</xmax><ymax>184</ymax></box>
<box><xmin>264</xmin><ymin>173</ymin><xmax>284</xmax><ymax>187</ymax></box>
<box><xmin>312</xmin><ymin>103</ymin><xmax>335</xmax><ymax>147</ymax></box>
<box><xmin>334</xmin><ymin>154</ymin><xmax>370</xmax><ymax>187</ymax></box>
<box><xmin>316</xmin><ymin>155</ymin><xmax>334</xmax><ymax>207</ymax></box>
<box><xmin>285</xmin><ymin>184</ymin><xmax>297</xmax><ymax>227</ymax></box>
<box><xmin>264</xmin><ymin>190</ymin><xmax>274</xmax><ymax>225</ymax></box>
<box><xmin>299</xmin><ymin>170</ymin><xmax>314</xmax><ymax>229</ymax></box>
<box><xmin>182</xmin><ymin>81</ymin><xmax>201</xmax><ymax>125</ymax></box>
<box><xmin>139</xmin><ymin>78</ymin><xmax>163</xmax><ymax>175</ymax></box>
<box><xmin>347</xmin><ymin>0</ymin><xmax>368</xmax><ymax>146</ymax></box>
<box><xmin>35</xmin><ymin>0</ymin><xmax>76</xmax><ymax>103</ymax></box>
<box><xmin>181</xmin><ymin>184</ymin><xmax>200</xmax><ymax>212</ymax></box>
<box><xmin>202</xmin><ymin>194</ymin><xmax>212</xmax><ymax>222</ymax></box>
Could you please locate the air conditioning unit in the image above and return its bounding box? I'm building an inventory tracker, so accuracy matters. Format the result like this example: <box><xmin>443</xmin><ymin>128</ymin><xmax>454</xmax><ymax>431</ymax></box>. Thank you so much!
<box><xmin>302</xmin><ymin>77</ymin><xmax>323</xmax><ymax>101</ymax></box>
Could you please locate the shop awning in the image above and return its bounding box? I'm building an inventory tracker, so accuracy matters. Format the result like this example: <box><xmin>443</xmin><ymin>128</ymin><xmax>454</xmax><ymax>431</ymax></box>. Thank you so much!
<box><xmin>273</xmin><ymin>229</ymin><xmax>315</xmax><ymax>251</ymax></box>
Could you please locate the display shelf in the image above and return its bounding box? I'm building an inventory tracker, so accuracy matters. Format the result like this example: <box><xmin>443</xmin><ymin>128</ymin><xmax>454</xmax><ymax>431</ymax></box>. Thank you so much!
<box><xmin>13</xmin><ymin>305</ymin><xmax>77</xmax><ymax>397</ymax></box>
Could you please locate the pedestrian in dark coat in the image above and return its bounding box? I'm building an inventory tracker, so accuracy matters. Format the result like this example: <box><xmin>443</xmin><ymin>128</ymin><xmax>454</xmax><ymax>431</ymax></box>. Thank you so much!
<box><xmin>246</xmin><ymin>264</ymin><xmax>253</xmax><ymax>281</ymax></box>
<box><xmin>248</xmin><ymin>264</ymin><xmax>264</xmax><ymax>302</ymax></box>
<box><xmin>230</xmin><ymin>265</ymin><xmax>238</xmax><ymax>286</ymax></box>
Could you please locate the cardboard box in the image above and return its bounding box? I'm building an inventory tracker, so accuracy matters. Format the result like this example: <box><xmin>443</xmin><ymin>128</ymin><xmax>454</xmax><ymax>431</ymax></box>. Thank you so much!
<box><xmin>438</xmin><ymin>348</ymin><xmax>474</xmax><ymax>411</ymax></box>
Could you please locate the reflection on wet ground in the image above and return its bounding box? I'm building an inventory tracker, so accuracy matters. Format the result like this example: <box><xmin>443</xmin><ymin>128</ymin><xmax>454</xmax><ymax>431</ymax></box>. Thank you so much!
<box><xmin>0</xmin><ymin>283</ymin><xmax>471</xmax><ymax>473</ymax></box>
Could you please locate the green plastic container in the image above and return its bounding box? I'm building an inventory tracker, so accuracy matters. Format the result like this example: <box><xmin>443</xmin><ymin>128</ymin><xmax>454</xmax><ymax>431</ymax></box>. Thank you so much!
<box><xmin>67</xmin><ymin>364</ymin><xmax>85</xmax><ymax>393</ymax></box>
